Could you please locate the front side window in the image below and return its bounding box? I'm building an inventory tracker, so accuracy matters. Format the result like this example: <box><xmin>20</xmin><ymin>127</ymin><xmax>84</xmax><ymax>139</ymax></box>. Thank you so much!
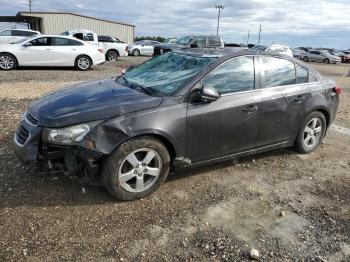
<box><xmin>119</xmin><ymin>52</ymin><xmax>216</xmax><ymax>96</ymax></box>
<box><xmin>262</xmin><ymin>56</ymin><xmax>295</xmax><ymax>88</ymax></box>
<box><xmin>203</xmin><ymin>56</ymin><xmax>255</xmax><ymax>94</ymax></box>
<box><xmin>208</xmin><ymin>37</ymin><xmax>221</xmax><ymax>46</ymax></box>
<box><xmin>30</xmin><ymin>37</ymin><xmax>52</xmax><ymax>46</ymax></box>
<box><xmin>84</xmin><ymin>33</ymin><xmax>94</xmax><ymax>41</ymax></box>
<box><xmin>176</xmin><ymin>36</ymin><xmax>194</xmax><ymax>45</ymax></box>
<box><xmin>193</xmin><ymin>37</ymin><xmax>206</xmax><ymax>45</ymax></box>
<box><xmin>0</xmin><ymin>30</ymin><xmax>11</xmax><ymax>36</ymax></box>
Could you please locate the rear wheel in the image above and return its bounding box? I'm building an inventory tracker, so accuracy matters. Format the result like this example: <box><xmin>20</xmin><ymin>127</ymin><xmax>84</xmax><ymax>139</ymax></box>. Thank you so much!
<box><xmin>106</xmin><ymin>50</ymin><xmax>119</xmax><ymax>61</ymax></box>
<box><xmin>75</xmin><ymin>55</ymin><xmax>92</xmax><ymax>71</ymax></box>
<box><xmin>0</xmin><ymin>53</ymin><xmax>17</xmax><ymax>70</ymax></box>
<box><xmin>102</xmin><ymin>137</ymin><xmax>170</xmax><ymax>201</ymax></box>
<box><xmin>303</xmin><ymin>56</ymin><xmax>309</xmax><ymax>62</ymax></box>
<box><xmin>295</xmin><ymin>112</ymin><xmax>326</xmax><ymax>154</ymax></box>
<box><xmin>132</xmin><ymin>49</ymin><xmax>140</xmax><ymax>56</ymax></box>
<box><xmin>324</xmin><ymin>58</ymin><xmax>330</xmax><ymax>64</ymax></box>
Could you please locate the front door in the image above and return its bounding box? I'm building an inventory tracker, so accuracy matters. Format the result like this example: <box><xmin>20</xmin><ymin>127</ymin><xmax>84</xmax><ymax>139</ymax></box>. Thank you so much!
<box><xmin>19</xmin><ymin>37</ymin><xmax>54</xmax><ymax>66</ymax></box>
<box><xmin>187</xmin><ymin>56</ymin><xmax>261</xmax><ymax>163</ymax></box>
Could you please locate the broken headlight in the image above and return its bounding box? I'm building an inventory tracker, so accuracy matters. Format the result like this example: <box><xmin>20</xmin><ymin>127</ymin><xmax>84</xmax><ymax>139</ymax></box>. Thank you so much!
<box><xmin>43</xmin><ymin>121</ymin><xmax>101</xmax><ymax>145</ymax></box>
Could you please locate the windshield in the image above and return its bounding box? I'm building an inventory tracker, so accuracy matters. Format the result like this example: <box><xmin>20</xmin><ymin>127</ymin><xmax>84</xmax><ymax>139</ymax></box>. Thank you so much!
<box><xmin>118</xmin><ymin>52</ymin><xmax>216</xmax><ymax>96</ymax></box>
<box><xmin>176</xmin><ymin>36</ymin><xmax>194</xmax><ymax>45</ymax></box>
<box><xmin>163</xmin><ymin>38</ymin><xmax>176</xmax><ymax>44</ymax></box>
<box><xmin>13</xmin><ymin>35</ymin><xmax>37</xmax><ymax>44</ymax></box>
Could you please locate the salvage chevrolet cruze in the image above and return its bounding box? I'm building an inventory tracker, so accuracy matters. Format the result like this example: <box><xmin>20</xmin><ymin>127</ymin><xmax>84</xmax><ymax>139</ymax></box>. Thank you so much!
<box><xmin>14</xmin><ymin>50</ymin><xmax>340</xmax><ymax>201</ymax></box>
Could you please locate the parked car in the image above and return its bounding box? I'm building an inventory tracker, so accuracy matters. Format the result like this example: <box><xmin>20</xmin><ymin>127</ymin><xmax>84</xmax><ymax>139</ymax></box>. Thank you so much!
<box><xmin>128</xmin><ymin>40</ymin><xmax>161</xmax><ymax>56</ymax></box>
<box><xmin>153</xmin><ymin>35</ymin><xmax>224</xmax><ymax>56</ymax></box>
<box><xmin>328</xmin><ymin>50</ymin><xmax>349</xmax><ymax>63</ymax></box>
<box><xmin>340</xmin><ymin>50</ymin><xmax>350</xmax><ymax>63</ymax></box>
<box><xmin>97</xmin><ymin>35</ymin><xmax>128</xmax><ymax>61</ymax></box>
<box><xmin>298</xmin><ymin>47</ymin><xmax>311</xmax><ymax>52</ymax></box>
<box><xmin>303</xmin><ymin>50</ymin><xmax>341</xmax><ymax>64</ymax></box>
<box><xmin>250</xmin><ymin>44</ymin><xmax>293</xmax><ymax>57</ymax></box>
<box><xmin>292</xmin><ymin>48</ymin><xmax>306</xmax><ymax>59</ymax></box>
<box><xmin>62</xmin><ymin>30</ymin><xmax>128</xmax><ymax>61</ymax></box>
<box><xmin>14</xmin><ymin>50</ymin><xmax>340</xmax><ymax>200</ymax></box>
<box><xmin>0</xmin><ymin>28</ymin><xmax>40</xmax><ymax>44</ymax></box>
<box><xmin>0</xmin><ymin>35</ymin><xmax>105</xmax><ymax>70</ymax></box>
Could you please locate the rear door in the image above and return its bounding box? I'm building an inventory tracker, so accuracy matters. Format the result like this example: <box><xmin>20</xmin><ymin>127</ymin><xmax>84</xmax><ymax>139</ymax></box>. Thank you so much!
<box><xmin>0</xmin><ymin>30</ymin><xmax>14</xmax><ymax>44</ymax></box>
<box><xmin>187</xmin><ymin>56</ymin><xmax>261</xmax><ymax>162</ymax></box>
<box><xmin>255</xmin><ymin>56</ymin><xmax>311</xmax><ymax>147</ymax></box>
<box><xmin>18</xmin><ymin>37</ymin><xmax>54</xmax><ymax>66</ymax></box>
<box><xmin>52</xmin><ymin>37</ymin><xmax>84</xmax><ymax>66</ymax></box>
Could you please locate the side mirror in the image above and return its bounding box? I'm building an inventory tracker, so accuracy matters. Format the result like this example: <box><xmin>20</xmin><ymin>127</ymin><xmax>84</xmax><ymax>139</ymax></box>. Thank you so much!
<box><xmin>23</xmin><ymin>43</ymin><xmax>32</xmax><ymax>47</ymax></box>
<box><xmin>192</xmin><ymin>85</ymin><xmax>220</xmax><ymax>103</ymax></box>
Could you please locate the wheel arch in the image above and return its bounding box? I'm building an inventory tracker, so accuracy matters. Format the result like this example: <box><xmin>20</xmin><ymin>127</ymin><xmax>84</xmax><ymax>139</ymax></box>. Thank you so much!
<box><xmin>106</xmin><ymin>49</ymin><xmax>120</xmax><ymax>56</ymax></box>
<box><xmin>0</xmin><ymin>52</ymin><xmax>19</xmax><ymax>65</ymax></box>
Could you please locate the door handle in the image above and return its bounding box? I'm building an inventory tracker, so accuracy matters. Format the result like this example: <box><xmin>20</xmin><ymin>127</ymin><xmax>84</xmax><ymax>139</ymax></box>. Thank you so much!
<box><xmin>45</xmin><ymin>48</ymin><xmax>52</xmax><ymax>51</ymax></box>
<box><xmin>243</xmin><ymin>105</ymin><xmax>258</xmax><ymax>113</ymax></box>
<box><xmin>71</xmin><ymin>48</ymin><xmax>77</xmax><ymax>51</ymax></box>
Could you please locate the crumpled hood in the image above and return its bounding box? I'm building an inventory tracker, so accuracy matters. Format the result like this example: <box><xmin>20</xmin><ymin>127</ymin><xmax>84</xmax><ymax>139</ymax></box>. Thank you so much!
<box><xmin>28</xmin><ymin>78</ymin><xmax>163</xmax><ymax>128</ymax></box>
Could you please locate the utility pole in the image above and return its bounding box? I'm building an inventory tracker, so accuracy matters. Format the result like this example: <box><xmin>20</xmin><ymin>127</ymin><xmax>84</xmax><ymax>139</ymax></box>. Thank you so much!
<box><xmin>247</xmin><ymin>31</ymin><xmax>250</xmax><ymax>46</ymax></box>
<box><xmin>258</xmin><ymin>24</ymin><xmax>262</xmax><ymax>44</ymax></box>
<box><xmin>215</xmin><ymin>5</ymin><xmax>224</xmax><ymax>36</ymax></box>
<box><xmin>28</xmin><ymin>0</ymin><xmax>32</xmax><ymax>12</ymax></box>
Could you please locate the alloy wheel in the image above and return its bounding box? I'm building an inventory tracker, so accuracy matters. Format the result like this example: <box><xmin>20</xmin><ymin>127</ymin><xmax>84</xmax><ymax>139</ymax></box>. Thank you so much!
<box><xmin>77</xmin><ymin>57</ymin><xmax>90</xmax><ymax>70</ymax></box>
<box><xmin>0</xmin><ymin>55</ymin><xmax>14</xmax><ymax>69</ymax></box>
<box><xmin>107</xmin><ymin>51</ymin><xmax>118</xmax><ymax>61</ymax></box>
<box><xmin>118</xmin><ymin>148</ymin><xmax>162</xmax><ymax>193</ymax></box>
<box><xmin>303</xmin><ymin>118</ymin><xmax>323</xmax><ymax>148</ymax></box>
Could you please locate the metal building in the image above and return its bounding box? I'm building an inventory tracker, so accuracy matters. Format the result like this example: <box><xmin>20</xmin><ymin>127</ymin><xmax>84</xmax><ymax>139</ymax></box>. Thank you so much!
<box><xmin>0</xmin><ymin>11</ymin><xmax>135</xmax><ymax>44</ymax></box>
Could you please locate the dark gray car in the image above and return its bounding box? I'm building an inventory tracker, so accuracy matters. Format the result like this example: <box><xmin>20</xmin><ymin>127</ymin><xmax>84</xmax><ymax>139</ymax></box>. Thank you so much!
<box><xmin>14</xmin><ymin>50</ymin><xmax>340</xmax><ymax>201</ymax></box>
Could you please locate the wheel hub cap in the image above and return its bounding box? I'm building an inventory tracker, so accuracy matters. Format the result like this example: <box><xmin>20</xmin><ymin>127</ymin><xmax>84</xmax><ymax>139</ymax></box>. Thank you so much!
<box><xmin>303</xmin><ymin>118</ymin><xmax>322</xmax><ymax>148</ymax></box>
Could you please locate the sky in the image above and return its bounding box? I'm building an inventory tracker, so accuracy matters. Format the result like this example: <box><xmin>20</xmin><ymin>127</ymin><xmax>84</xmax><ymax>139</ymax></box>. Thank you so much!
<box><xmin>0</xmin><ymin>0</ymin><xmax>349</xmax><ymax>49</ymax></box>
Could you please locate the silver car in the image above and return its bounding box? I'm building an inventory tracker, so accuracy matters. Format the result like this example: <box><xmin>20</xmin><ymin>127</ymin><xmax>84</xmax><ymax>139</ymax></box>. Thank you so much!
<box><xmin>303</xmin><ymin>50</ymin><xmax>341</xmax><ymax>64</ymax></box>
<box><xmin>128</xmin><ymin>40</ymin><xmax>161</xmax><ymax>56</ymax></box>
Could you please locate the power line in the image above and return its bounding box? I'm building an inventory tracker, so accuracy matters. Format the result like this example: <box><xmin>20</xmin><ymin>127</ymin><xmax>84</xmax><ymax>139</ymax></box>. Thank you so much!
<box><xmin>215</xmin><ymin>5</ymin><xmax>224</xmax><ymax>36</ymax></box>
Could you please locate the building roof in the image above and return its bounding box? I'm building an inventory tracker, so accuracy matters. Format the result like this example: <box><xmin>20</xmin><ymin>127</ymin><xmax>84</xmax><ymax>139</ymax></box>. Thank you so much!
<box><xmin>17</xmin><ymin>11</ymin><xmax>135</xmax><ymax>27</ymax></box>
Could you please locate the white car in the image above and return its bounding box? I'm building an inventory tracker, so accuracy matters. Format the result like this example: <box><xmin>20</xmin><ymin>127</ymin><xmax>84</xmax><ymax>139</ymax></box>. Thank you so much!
<box><xmin>97</xmin><ymin>35</ymin><xmax>128</xmax><ymax>61</ymax></box>
<box><xmin>128</xmin><ymin>40</ymin><xmax>161</xmax><ymax>56</ymax></box>
<box><xmin>0</xmin><ymin>35</ymin><xmax>105</xmax><ymax>71</ymax></box>
<box><xmin>0</xmin><ymin>28</ymin><xmax>40</xmax><ymax>44</ymax></box>
<box><xmin>251</xmin><ymin>44</ymin><xmax>293</xmax><ymax>57</ymax></box>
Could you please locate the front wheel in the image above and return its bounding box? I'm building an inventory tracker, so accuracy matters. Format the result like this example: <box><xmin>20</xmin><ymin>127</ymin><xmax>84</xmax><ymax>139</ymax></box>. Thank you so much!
<box><xmin>324</xmin><ymin>58</ymin><xmax>330</xmax><ymax>64</ymax></box>
<box><xmin>0</xmin><ymin>53</ymin><xmax>17</xmax><ymax>70</ymax></box>
<box><xmin>294</xmin><ymin>112</ymin><xmax>327</xmax><ymax>154</ymax></box>
<box><xmin>303</xmin><ymin>56</ymin><xmax>309</xmax><ymax>62</ymax></box>
<box><xmin>132</xmin><ymin>49</ymin><xmax>140</xmax><ymax>56</ymax></box>
<box><xmin>75</xmin><ymin>55</ymin><xmax>92</xmax><ymax>71</ymax></box>
<box><xmin>102</xmin><ymin>137</ymin><xmax>170</xmax><ymax>201</ymax></box>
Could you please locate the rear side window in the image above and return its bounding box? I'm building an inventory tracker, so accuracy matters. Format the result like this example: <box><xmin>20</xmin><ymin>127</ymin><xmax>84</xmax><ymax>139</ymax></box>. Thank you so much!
<box><xmin>203</xmin><ymin>56</ymin><xmax>255</xmax><ymax>94</ymax></box>
<box><xmin>53</xmin><ymin>37</ymin><xmax>83</xmax><ymax>46</ymax></box>
<box><xmin>296</xmin><ymin>64</ymin><xmax>308</xmax><ymax>84</ymax></box>
<box><xmin>85</xmin><ymin>33</ymin><xmax>94</xmax><ymax>41</ymax></box>
<box><xmin>29</xmin><ymin>37</ymin><xmax>52</xmax><ymax>46</ymax></box>
<box><xmin>193</xmin><ymin>37</ymin><xmax>206</xmax><ymax>45</ymax></box>
<box><xmin>262</xmin><ymin>57</ymin><xmax>295</xmax><ymax>87</ymax></box>
<box><xmin>12</xmin><ymin>30</ymin><xmax>37</xmax><ymax>37</ymax></box>
<box><xmin>208</xmin><ymin>37</ymin><xmax>221</xmax><ymax>46</ymax></box>
<box><xmin>0</xmin><ymin>30</ymin><xmax>11</xmax><ymax>36</ymax></box>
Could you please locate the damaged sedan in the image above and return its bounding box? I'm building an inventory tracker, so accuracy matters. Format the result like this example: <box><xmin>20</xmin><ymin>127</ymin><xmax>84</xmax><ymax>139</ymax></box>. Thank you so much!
<box><xmin>14</xmin><ymin>50</ymin><xmax>340</xmax><ymax>201</ymax></box>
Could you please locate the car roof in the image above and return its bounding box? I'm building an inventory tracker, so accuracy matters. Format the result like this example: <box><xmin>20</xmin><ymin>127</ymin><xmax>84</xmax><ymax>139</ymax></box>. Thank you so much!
<box><xmin>1</xmin><ymin>28</ymin><xmax>39</xmax><ymax>33</ymax></box>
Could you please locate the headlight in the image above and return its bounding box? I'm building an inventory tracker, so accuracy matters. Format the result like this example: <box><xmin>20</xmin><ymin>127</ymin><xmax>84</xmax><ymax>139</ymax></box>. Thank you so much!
<box><xmin>44</xmin><ymin>121</ymin><xmax>101</xmax><ymax>145</ymax></box>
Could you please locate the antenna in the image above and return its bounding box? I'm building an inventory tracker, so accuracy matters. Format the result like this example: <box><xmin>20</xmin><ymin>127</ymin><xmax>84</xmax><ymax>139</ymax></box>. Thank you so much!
<box><xmin>258</xmin><ymin>24</ymin><xmax>262</xmax><ymax>44</ymax></box>
<box><xmin>28</xmin><ymin>0</ymin><xmax>33</xmax><ymax>12</ymax></box>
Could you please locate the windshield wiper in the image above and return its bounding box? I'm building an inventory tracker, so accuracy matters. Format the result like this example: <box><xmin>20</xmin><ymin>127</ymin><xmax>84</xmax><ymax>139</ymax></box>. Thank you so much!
<box><xmin>117</xmin><ymin>75</ymin><xmax>130</xmax><ymax>87</ymax></box>
<box><xmin>130</xmin><ymin>82</ymin><xmax>153</xmax><ymax>96</ymax></box>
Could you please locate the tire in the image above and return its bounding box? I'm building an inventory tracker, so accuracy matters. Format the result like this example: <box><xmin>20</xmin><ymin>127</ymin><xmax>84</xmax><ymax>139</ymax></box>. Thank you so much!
<box><xmin>132</xmin><ymin>49</ymin><xmax>140</xmax><ymax>56</ymax></box>
<box><xmin>324</xmin><ymin>58</ymin><xmax>330</xmax><ymax>64</ymax></box>
<box><xmin>294</xmin><ymin>112</ymin><xmax>327</xmax><ymax>154</ymax></box>
<box><xmin>75</xmin><ymin>55</ymin><xmax>92</xmax><ymax>71</ymax></box>
<box><xmin>102</xmin><ymin>136</ymin><xmax>170</xmax><ymax>201</ymax></box>
<box><xmin>106</xmin><ymin>50</ymin><xmax>119</xmax><ymax>61</ymax></box>
<box><xmin>303</xmin><ymin>56</ymin><xmax>309</xmax><ymax>62</ymax></box>
<box><xmin>0</xmin><ymin>53</ymin><xmax>17</xmax><ymax>70</ymax></box>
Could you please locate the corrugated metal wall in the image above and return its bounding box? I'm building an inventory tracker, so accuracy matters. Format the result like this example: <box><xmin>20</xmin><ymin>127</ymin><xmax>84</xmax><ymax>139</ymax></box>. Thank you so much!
<box><xmin>21</xmin><ymin>12</ymin><xmax>134</xmax><ymax>44</ymax></box>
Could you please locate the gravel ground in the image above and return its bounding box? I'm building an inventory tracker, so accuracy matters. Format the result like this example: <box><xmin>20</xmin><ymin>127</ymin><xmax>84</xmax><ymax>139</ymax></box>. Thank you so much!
<box><xmin>0</xmin><ymin>57</ymin><xmax>349</xmax><ymax>261</ymax></box>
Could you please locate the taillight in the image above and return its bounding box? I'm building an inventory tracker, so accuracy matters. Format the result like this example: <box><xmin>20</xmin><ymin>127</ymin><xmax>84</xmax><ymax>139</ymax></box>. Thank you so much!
<box><xmin>334</xmin><ymin>85</ymin><xmax>341</xmax><ymax>95</ymax></box>
<box><xmin>125</xmin><ymin>46</ymin><xmax>128</xmax><ymax>52</ymax></box>
<box><xmin>98</xmin><ymin>48</ymin><xmax>104</xmax><ymax>54</ymax></box>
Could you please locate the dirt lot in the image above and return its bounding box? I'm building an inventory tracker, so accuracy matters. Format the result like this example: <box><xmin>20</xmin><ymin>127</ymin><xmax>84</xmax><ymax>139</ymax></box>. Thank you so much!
<box><xmin>0</xmin><ymin>58</ymin><xmax>350</xmax><ymax>261</ymax></box>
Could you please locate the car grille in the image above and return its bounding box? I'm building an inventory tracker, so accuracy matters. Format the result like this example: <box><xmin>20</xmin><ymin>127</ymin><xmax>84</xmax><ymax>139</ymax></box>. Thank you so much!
<box><xmin>26</xmin><ymin>113</ymin><xmax>38</xmax><ymax>125</ymax></box>
<box><xmin>16</xmin><ymin>124</ymin><xmax>30</xmax><ymax>145</ymax></box>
